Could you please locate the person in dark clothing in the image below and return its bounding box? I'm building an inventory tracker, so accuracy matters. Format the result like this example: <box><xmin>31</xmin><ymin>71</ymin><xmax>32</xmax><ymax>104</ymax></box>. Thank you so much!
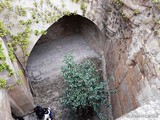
<box><xmin>34</xmin><ymin>106</ymin><xmax>54</xmax><ymax>120</ymax></box>
<box><xmin>34</xmin><ymin>106</ymin><xmax>45</xmax><ymax>119</ymax></box>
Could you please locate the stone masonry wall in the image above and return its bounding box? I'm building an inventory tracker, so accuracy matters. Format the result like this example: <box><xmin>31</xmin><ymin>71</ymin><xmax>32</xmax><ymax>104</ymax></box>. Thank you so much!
<box><xmin>102</xmin><ymin>0</ymin><xmax>160</xmax><ymax>119</ymax></box>
<box><xmin>37</xmin><ymin>15</ymin><xmax>80</xmax><ymax>45</ymax></box>
<box><xmin>80</xmin><ymin>17</ymin><xmax>104</xmax><ymax>55</ymax></box>
<box><xmin>0</xmin><ymin>38</ymin><xmax>34</xmax><ymax>117</ymax></box>
<box><xmin>0</xmin><ymin>90</ymin><xmax>13</xmax><ymax>120</ymax></box>
<box><xmin>1</xmin><ymin>0</ymin><xmax>160</xmax><ymax>119</ymax></box>
<box><xmin>117</xmin><ymin>100</ymin><xmax>160</xmax><ymax>120</ymax></box>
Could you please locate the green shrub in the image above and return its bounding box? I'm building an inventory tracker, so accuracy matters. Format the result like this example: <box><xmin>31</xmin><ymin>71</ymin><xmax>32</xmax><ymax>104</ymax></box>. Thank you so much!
<box><xmin>61</xmin><ymin>54</ymin><xmax>109</xmax><ymax>120</ymax></box>
<box><xmin>152</xmin><ymin>0</ymin><xmax>160</xmax><ymax>3</ymax></box>
<box><xmin>15</xmin><ymin>6</ymin><xmax>26</xmax><ymax>16</ymax></box>
<box><xmin>71</xmin><ymin>0</ymin><xmax>80</xmax><ymax>3</ymax></box>
<box><xmin>80</xmin><ymin>2</ymin><xmax>87</xmax><ymax>16</ymax></box>
<box><xmin>34</xmin><ymin>30</ymin><xmax>40</xmax><ymax>36</ymax></box>
<box><xmin>0</xmin><ymin>42</ymin><xmax>6</xmax><ymax>60</ymax></box>
<box><xmin>0</xmin><ymin>78</ymin><xmax>6</xmax><ymax>88</ymax></box>
<box><xmin>0</xmin><ymin>20</ymin><xmax>10</xmax><ymax>37</ymax></box>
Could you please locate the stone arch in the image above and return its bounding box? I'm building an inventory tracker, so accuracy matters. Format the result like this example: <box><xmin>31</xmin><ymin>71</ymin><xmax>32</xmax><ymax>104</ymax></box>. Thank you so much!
<box><xmin>26</xmin><ymin>14</ymin><xmax>105</xmax><ymax>84</ymax></box>
<box><xmin>26</xmin><ymin>14</ymin><xmax>105</xmax><ymax>119</ymax></box>
<box><xmin>26</xmin><ymin>14</ymin><xmax>105</xmax><ymax>66</ymax></box>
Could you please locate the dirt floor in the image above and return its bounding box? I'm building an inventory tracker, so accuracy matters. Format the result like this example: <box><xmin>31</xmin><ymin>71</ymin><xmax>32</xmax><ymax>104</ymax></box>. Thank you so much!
<box><xmin>26</xmin><ymin>34</ymin><xmax>101</xmax><ymax>120</ymax></box>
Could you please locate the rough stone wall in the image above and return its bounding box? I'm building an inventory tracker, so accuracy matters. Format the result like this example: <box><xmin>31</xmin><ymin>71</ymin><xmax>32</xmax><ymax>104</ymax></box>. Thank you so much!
<box><xmin>117</xmin><ymin>100</ymin><xmax>160</xmax><ymax>120</ymax></box>
<box><xmin>80</xmin><ymin>17</ymin><xmax>104</xmax><ymax>55</ymax></box>
<box><xmin>37</xmin><ymin>15</ymin><xmax>80</xmax><ymax>45</ymax></box>
<box><xmin>0</xmin><ymin>90</ymin><xmax>13</xmax><ymax>120</ymax></box>
<box><xmin>1</xmin><ymin>0</ymin><xmax>160</xmax><ymax>119</ymax></box>
<box><xmin>0</xmin><ymin>38</ymin><xmax>34</xmax><ymax>117</ymax></box>
<box><xmin>101</xmin><ymin>0</ymin><xmax>160</xmax><ymax>119</ymax></box>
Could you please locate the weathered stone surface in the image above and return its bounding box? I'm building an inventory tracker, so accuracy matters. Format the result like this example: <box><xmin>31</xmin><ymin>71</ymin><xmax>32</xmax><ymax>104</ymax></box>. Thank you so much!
<box><xmin>116</xmin><ymin>100</ymin><xmax>160</xmax><ymax>120</ymax></box>
<box><xmin>120</xmin><ymin>0</ymin><xmax>147</xmax><ymax>12</ymax></box>
<box><xmin>0</xmin><ymin>38</ymin><xmax>34</xmax><ymax>117</ymax></box>
<box><xmin>1</xmin><ymin>0</ymin><xmax>160</xmax><ymax>120</ymax></box>
<box><xmin>0</xmin><ymin>90</ymin><xmax>13</xmax><ymax>120</ymax></box>
<box><xmin>156</xmin><ymin>52</ymin><xmax>160</xmax><ymax>64</ymax></box>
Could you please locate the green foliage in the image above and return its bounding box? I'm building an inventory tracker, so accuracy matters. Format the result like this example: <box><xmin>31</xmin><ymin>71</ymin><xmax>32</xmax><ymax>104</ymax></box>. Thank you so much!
<box><xmin>34</xmin><ymin>30</ymin><xmax>40</xmax><ymax>36</ymax></box>
<box><xmin>16</xmin><ymin>69</ymin><xmax>23</xmax><ymax>85</ymax></box>
<box><xmin>46</xmin><ymin>0</ymin><xmax>54</xmax><ymax>7</ymax></box>
<box><xmin>14</xmin><ymin>68</ymin><xmax>23</xmax><ymax>86</ymax></box>
<box><xmin>71</xmin><ymin>0</ymin><xmax>80</xmax><ymax>3</ymax></box>
<box><xmin>35</xmin><ymin>19</ymin><xmax>39</xmax><ymax>23</ymax></box>
<box><xmin>17</xmin><ymin>69</ymin><xmax>23</xmax><ymax>77</ymax></box>
<box><xmin>152</xmin><ymin>0</ymin><xmax>160</xmax><ymax>3</ymax></box>
<box><xmin>113</xmin><ymin>0</ymin><xmax>123</xmax><ymax>7</ymax></box>
<box><xmin>0</xmin><ymin>63</ymin><xmax>7</xmax><ymax>72</ymax></box>
<box><xmin>34</xmin><ymin>30</ymin><xmax>47</xmax><ymax>36</ymax></box>
<box><xmin>0</xmin><ymin>0</ymin><xmax>12</xmax><ymax>13</ymax></box>
<box><xmin>16</xmin><ymin>79</ymin><xmax>22</xmax><ymax>85</ymax></box>
<box><xmin>80</xmin><ymin>2</ymin><xmax>87</xmax><ymax>16</ymax></box>
<box><xmin>19</xmin><ymin>20</ymin><xmax>26</xmax><ymax>25</ymax></box>
<box><xmin>15</xmin><ymin>6</ymin><xmax>26</xmax><ymax>16</ymax></box>
<box><xmin>61</xmin><ymin>55</ymin><xmax>109</xmax><ymax>120</ymax></box>
<box><xmin>121</xmin><ymin>12</ymin><xmax>127</xmax><ymax>18</ymax></box>
<box><xmin>133</xmin><ymin>10</ymin><xmax>140</xmax><ymax>15</ymax></box>
<box><xmin>0</xmin><ymin>63</ymin><xmax>14</xmax><ymax>77</ymax></box>
<box><xmin>0</xmin><ymin>78</ymin><xmax>6</xmax><ymax>88</ymax></box>
<box><xmin>8</xmin><ymin>67</ymin><xmax>14</xmax><ymax>77</ymax></box>
<box><xmin>63</xmin><ymin>10</ymin><xmax>72</xmax><ymax>16</ymax></box>
<box><xmin>11</xmin><ymin>26</ymin><xmax>31</xmax><ymax>58</ymax></box>
<box><xmin>0</xmin><ymin>42</ymin><xmax>14</xmax><ymax>77</ymax></box>
<box><xmin>61</xmin><ymin>3</ymin><xmax>65</xmax><ymax>8</ymax></box>
<box><xmin>31</xmin><ymin>11</ymin><xmax>36</xmax><ymax>19</ymax></box>
<box><xmin>4</xmin><ymin>0</ymin><xmax>11</xmax><ymax>9</ymax></box>
<box><xmin>33</xmin><ymin>2</ymin><xmax>38</xmax><ymax>7</ymax></box>
<box><xmin>0</xmin><ymin>2</ymin><xmax>4</xmax><ymax>12</ymax></box>
<box><xmin>19</xmin><ymin>19</ymin><xmax>32</xmax><ymax>26</ymax></box>
<box><xmin>0</xmin><ymin>42</ymin><xmax>6</xmax><ymax>60</ymax></box>
<box><xmin>73</xmin><ymin>10</ymin><xmax>77</xmax><ymax>15</ymax></box>
<box><xmin>40</xmin><ymin>0</ymin><xmax>43</xmax><ymax>6</ymax></box>
<box><xmin>0</xmin><ymin>20</ymin><xmax>10</xmax><ymax>37</ymax></box>
<box><xmin>41</xmin><ymin>30</ymin><xmax>47</xmax><ymax>35</ymax></box>
<box><xmin>7</xmin><ymin>43</ymin><xmax>16</xmax><ymax>62</ymax></box>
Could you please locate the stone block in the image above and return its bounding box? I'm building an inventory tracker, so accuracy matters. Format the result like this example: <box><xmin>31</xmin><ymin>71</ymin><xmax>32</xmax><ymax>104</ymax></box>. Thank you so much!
<box><xmin>125</xmin><ymin>71</ymin><xmax>132</xmax><ymax>86</ymax></box>
<box><xmin>156</xmin><ymin>52</ymin><xmax>160</xmax><ymax>64</ymax></box>
<box><xmin>112</xmin><ymin>93</ymin><xmax>123</xmax><ymax>119</ymax></box>
<box><xmin>0</xmin><ymin>90</ymin><xmax>13</xmax><ymax>120</ymax></box>
<box><xmin>120</xmin><ymin>0</ymin><xmax>147</xmax><ymax>12</ymax></box>
<box><xmin>32</xmin><ymin>71</ymin><xmax>41</xmax><ymax>78</ymax></box>
<box><xmin>154</xmin><ymin>77</ymin><xmax>160</xmax><ymax>90</ymax></box>
<box><xmin>128</xmin><ymin>85</ymin><xmax>139</xmax><ymax>109</ymax></box>
<box><xmin>118</xmin><ymin>90</ymin><xmax>125</xmax><ymax>114</ymax></box>
<box><xmin>8</xmin><ymin>84</ymin><xmax>35</xmax><ymax>115</ymax></box>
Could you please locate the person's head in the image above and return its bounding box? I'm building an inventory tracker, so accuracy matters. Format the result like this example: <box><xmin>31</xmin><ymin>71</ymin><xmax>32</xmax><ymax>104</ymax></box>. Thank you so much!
<box><xmin>34</xmin><ymin>106</ymin><xmax>45</xmax><ymax>119</ymax></box>
<box><xmin>34</xmin><ymin>106</ymin><xmax>43</xmax><ymax>112</ymax></box>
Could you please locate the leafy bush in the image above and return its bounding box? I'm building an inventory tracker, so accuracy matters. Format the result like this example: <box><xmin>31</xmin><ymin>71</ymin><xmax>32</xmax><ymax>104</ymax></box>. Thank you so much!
<box><xmin>0</xmin><ymin>78</ymin><xmax>6</xmax><ymax>88</ymax></box>
<box><xmin>80</xmin><ymin>2</ymin><xmax>87</xmax><ymax>16</ymax></box>
<box><xmin>61</xmin><ymin>54</ymin><xmax>109</xmax><ymax>120</ymax></box>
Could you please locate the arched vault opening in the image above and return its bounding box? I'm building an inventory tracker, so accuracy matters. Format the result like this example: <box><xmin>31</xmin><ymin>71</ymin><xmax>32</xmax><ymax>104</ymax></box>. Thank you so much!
<box><xmin>26</xmin><ymin>14</ymin><xmax>105</xmax><ymax>119</ymax></box>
